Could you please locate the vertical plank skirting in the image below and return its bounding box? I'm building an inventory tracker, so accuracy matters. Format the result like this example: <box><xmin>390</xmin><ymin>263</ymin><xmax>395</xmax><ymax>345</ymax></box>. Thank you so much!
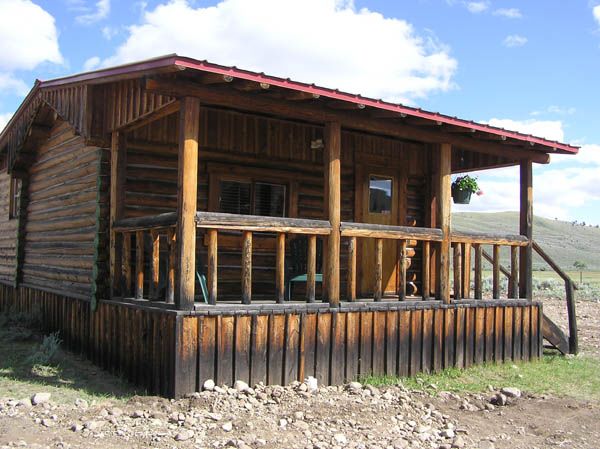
<box><xmin>0</xmin><ymin>285</ymin><xmax>544</xmax><ymax>398</ymax></box>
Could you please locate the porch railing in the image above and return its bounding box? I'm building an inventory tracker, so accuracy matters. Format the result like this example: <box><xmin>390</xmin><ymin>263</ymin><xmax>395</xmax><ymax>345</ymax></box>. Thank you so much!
<box><xmin>110</xmin><ymin>213</ymin><xmax>536</xmax><ymax>306</ymax></box>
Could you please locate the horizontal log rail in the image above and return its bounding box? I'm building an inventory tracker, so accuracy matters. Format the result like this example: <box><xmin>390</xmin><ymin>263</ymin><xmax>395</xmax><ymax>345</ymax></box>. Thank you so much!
<box><xmin>340</xmin><ymin>222</ymin><xmax>443</xmax><ymax>241</ymax></box>
<box><xmin>450</xmin><ymin>230</ymin><xmax>528</xmax><ymax>246</ymax></box>
<box><xmin>196</xmin><ymin>211</ymin><xmax>331</xmax><ymax>235</ymax></box>
<box><xmin>113</xmin><ymin>212</ymin><xmax>177</xmax><ymax>233</ymax></box>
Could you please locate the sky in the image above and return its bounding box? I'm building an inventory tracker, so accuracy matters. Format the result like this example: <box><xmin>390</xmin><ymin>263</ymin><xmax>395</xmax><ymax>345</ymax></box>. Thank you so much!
<box><xmin>0</xmin><ymin>0</ymin><xmax>599</xmax><ymax>223</ymax></box>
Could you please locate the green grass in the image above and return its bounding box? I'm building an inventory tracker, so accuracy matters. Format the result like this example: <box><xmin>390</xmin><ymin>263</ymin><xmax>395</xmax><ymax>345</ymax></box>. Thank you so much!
<box><xmin>0</xmin><ymin>318</ymin><xmax>138</xmax><ymax>404</ymax></box>
<box><xmin>363</xmin><ymin>354</ymin><xmax>600</xmax><ymax>400</ymax></box>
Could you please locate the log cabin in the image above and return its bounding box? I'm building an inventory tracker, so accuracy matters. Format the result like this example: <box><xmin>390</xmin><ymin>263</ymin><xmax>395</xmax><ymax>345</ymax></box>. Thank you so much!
<box><xmin>0</xmin><ymin>55</ymin><xmax>579</xmax><ymax>397</ymax></box>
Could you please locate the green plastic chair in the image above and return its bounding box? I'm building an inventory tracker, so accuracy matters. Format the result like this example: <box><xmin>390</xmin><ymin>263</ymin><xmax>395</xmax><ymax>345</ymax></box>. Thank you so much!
<box><xmin>287</xmin><ymin>236</ymin><xmax>323</xmax><ymax>300</ymax></box>
<box><xmin>196</xmin><ymin>270</ymin><xmax>209</xmax><ymax>304</ymax></box>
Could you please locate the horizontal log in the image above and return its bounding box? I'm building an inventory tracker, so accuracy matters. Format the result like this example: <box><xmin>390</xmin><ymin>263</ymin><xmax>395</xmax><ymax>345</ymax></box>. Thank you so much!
<box><xmin>113</xmin><ymin>212</ymin><xmax>178</xmax><ymax>232</ymax></box>
<box><xmin>340</xmin><ymin>222</ymin><xmax>443</xmax><ymax>241</ymax></box>
<box><xmin>196</xmin><ymin>212</ymin><xmax>331</xmax><ymax>235</ymax></box>
<box><xmin>451</xmin><ymin>231</ymin><xmax>528</xmax><ymax>246</ymax></box>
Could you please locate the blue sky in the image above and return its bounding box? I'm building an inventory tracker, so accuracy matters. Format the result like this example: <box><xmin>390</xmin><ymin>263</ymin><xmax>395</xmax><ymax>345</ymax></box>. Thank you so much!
<box><xmin>1</xmin><ymin>0</ymin><xmax>599</xmax><ymax>224</ymax></box>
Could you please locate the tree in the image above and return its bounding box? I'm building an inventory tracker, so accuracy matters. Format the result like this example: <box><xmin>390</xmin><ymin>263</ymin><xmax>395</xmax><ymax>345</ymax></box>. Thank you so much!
<box><xmin>573</xmin><ymin>260</ymin><xmax>587</xmax><ymax>284</ymax></box>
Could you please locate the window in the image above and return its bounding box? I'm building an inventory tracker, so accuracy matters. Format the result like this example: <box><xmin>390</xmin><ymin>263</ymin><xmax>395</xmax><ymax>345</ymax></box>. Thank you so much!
<box><xmin>369</xmin><ymin>175</ymin><xmax>392</xmax><ymax>214</ymax></box>
<box><xmin>218</xmin><ymin>179</ymin><xmax>286</xmax><ymax>217</ymax></box>
<box><xmin>9</xmin><ymin>177</ymin><xmax>21</xmax><ymax>219</ymax></box>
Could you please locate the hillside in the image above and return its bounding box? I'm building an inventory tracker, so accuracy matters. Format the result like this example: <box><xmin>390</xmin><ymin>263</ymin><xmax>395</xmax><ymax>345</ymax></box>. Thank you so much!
<box><xmin>452</xmin><ymin>212</ymin><xmax>600</xmax><ymax>271</ymax></box>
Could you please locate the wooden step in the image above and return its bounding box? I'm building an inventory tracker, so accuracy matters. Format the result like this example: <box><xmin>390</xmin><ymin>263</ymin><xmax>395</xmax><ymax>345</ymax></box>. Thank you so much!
<box><xmin>542</xmin><ymin>314</ymin><xmax>570</xmax><ymax>355</ymax></box>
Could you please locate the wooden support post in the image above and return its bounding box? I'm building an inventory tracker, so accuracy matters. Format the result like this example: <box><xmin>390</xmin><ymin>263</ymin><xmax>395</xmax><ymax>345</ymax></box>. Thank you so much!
<box><xmin>307</xmin><ymin>235</ymin><xmax>317</xmax><ymax>303</ymax></box>
<box><xmin>520</xmin><ymin>159</ymin><xmax>533</xmax><ymax>300</ymax></box>
<box><xmin>422</xmin><ymin>241</ymin><xmax>430</xmax><ymax>300</ymax></box>
<box><xmin>398</xmin><ymin>239</ymin><xmax>407</xmax><ymax>301</ymax></box>
<box><xmin>374</xmin><ymin>238</ymin><xmax>383</xmax><ymax>301</ymax></box>
<box><xmin>135</xmin><ymin>231</ymin><xmax>144</xmax><ymax>299</ymax></box>
<box><xmin>462</xmin><ymin>242</ymin><xmax>472</xmax><ymax>299</ymax></box>
<box><xmin>207</xmin><ymin>229</ymin><xmax>218</xmax><ymax>305</ymax></box>
<box><xmin>453</xmin><ymin>243</ymin><xmax>462</xmax><ymax>300</ymax></box>
<box><xmin>474</xmin><ymin>244</ymin><xmax>482</xmax><ymax>299</ymax></box>
<box><xmin>492</xmin><ymin>244</ymin><xmax>501</xmax><ymax>299</ymax></box>
<box><xmin>346</xmin><ymin>236</ymin><xmax>356</xmax><ymax>301</ymax></box>
<box><xmin>566</xmin><ymin>281</ymin><xmax>578</xmax><ymax>354</ymax></box>
<box><xmin>176</xmin><ymin>97</ymin><xmax>201</xmax><ymax>310</ymax></box>
<box><xmin>110</xmin><ymin>132</ymin><xmax>126</xmax><ymax>297</ymax></box>
<box><xmin>166</xmin><ymin>228</ymin><xmax>176</xmax><ymax>304</ymax></box>
<box><xmin>122</xmin><ymin>232</ymin><xmax>132</xmax><ymax>297</ymax></box>
<box><xmin>242</xmin><ymin>231</ymin><xmax>252</xmax><ymax>304</ymax></box>
<box><xmin>150</xmin><ymin>230</ymin><xmax>160</xmax><ymax>300</ymax></box>
<box><xmin>325</xmin><ymin>122</ymin><xmax>341</xmax><ymax>306</ymax></box>
<box><xmin>276</xmin><ymin>233</ymin><xmax>285</xmax><ymax>303</ymax></box>
<box><xmin>436</xmin><ymin>143</ymin><xmax>452</xmax><ymax>303</ymax></box>
<box><xmin>510</xmin><ymin>246</ymin><xmax>519</xmax><ymax>299</ymax></box>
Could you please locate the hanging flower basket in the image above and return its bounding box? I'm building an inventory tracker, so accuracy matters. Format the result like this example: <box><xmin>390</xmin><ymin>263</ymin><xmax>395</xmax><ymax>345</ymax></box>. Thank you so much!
<box><xmin>451</xmin><ymin>175</ymin><xmax>481</xmax><ymax>205</ymax></box>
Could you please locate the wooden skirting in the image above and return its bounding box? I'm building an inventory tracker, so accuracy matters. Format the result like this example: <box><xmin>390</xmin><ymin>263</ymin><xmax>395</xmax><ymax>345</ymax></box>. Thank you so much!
<box><xmin>0</xmin><ymin>283</ymin><xmax>543</xmax><ymax>398</ymax></box>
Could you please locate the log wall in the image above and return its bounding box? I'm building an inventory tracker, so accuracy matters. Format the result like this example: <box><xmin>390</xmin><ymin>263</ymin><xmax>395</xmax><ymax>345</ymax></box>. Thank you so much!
<box><xmin>21</xmin><ymin>119</ymin><xmax>105</xmax><ymax>298</ymax></box>
<box><xmin>0</xmin><ymin>170</ymin><xmax>18</xmax><ymax>284</ymax></box>
<box><xmin>0</xmin><ymin>283</ymin><xmax>542</xmax><ymax>398</ymax></box>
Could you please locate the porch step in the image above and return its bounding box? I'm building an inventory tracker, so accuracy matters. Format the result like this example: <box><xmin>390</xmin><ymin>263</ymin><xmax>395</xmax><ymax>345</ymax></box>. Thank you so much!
<box><xmin>542</xmin><ymin>314</ymin><xmax>570</xmax><ymax>355</ymax></box>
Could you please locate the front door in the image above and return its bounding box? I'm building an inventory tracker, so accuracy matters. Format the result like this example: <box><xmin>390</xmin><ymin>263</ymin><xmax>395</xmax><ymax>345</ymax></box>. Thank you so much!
<box><xmin>357</xmin><ymin>166</ymin><xmax>400</xmax><ymax>296</ymax></box>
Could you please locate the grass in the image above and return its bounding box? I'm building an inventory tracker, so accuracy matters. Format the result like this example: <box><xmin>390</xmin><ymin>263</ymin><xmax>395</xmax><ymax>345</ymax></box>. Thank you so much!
<box><xmin>0</xmin><ymin>312</ymin><xmax>138</xmax><ymax>404</ymax></box>
<box><xmin>362</xmin><ymin>354</ymin><xmax>600</xmax><ymax>401</ymax></box>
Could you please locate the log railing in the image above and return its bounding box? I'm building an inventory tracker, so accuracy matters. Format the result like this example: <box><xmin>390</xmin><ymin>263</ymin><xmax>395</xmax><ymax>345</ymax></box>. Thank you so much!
<box><xmin>340</xmin><ymin>222</ymin><xmax>443</xmax><ymax>301</ymax></box>
<box><xmin>195</xmin><ymin>212</ymin><xmax>331</xmax><ymax>304</ymax></box>
<box><xmin>450</xmin><ymin>231</ymin><xmax>528</xmax><ymax>300</ymax></box>
<box><xmin>112</xmin><ymin>212</ymin><xmax>178</xmax><ymax>303</ymax></box>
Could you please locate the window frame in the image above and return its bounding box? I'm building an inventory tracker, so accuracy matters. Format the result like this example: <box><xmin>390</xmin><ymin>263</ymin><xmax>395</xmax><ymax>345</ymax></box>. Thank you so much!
<box><xmin>368</xmin><ymin>173</ymin><xmax>393</xmax><ymax>215</ymax></box>
<box><xmin>9</xmin><ymin>176</ymin><xmax>21</xmax><ymax>220</ymax></box>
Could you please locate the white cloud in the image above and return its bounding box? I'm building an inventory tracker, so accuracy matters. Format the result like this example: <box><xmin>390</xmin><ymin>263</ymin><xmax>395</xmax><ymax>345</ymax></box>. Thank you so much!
<box><xmin>76</xmin><ymin>0</ymin><xmax>110</xmax><ymax>25</ymax></box>
<box><xmin>487</xmin><ymin>118</ymin><xmax>564</xmax><ymax>142</ymax></box>
<box><xmin>530</xmin><ymin>105</ymin><xmax>576</xmax><ymax>117</ymax></box>
<box><xmin>83</xmin><ymin>56</ymin><xmax>101</xmax><ymax>71</ymax></box>
<box><xmin>0</xmin><ymin>0</ymin><xmax>63</xmax><ymax>71</ymax></box>
<box><xmin>465</xmin><ymin>1</ymin><xmax>489</xmax><ymax>13</ymax></box>
<box><xmin>503</xmin><ymin>34</ymin><xmax>527</xmax><ymax>47</ymax></box>
<box><xmin>101</xmin><ymin>25</ymin><xmax>118</xmax><ymax>40</ymax></box>
<box><xmin>101</xmin><ymin>0</ymin><xmax>458</xmax><ymax>103</ymax></box>
<box><xmin>493</xmin><ymin>8</ymin><xmax>522</xmax><ymax>19</ymax></box>
<box><xmin>0</xmin><ymin>73</ymin><xmax>29</xmax><ymax>96</ymax></box>
<box><xmin>594</xmin><ymin>5</ymin><xmax>600</xmax><ymax>26</ymax></box>
<box><xmin>0</xmin><ymin>112</ymin><xmax>13</xmax><ymax>133</ymax></box>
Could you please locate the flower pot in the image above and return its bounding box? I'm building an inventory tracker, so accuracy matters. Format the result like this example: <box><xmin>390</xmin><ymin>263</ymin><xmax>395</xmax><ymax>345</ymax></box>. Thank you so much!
<box><xmin>452</xmin><ymin>186</ymin><xmax>472</xmax><ymax>204</ymax></box>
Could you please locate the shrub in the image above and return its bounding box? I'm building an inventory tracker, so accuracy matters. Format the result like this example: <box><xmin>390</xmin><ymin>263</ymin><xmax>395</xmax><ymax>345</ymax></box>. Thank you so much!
<box><xmin>27</xmin><ymin>332</ymin><xmax>62</xmax><ymax>366</ymax></box>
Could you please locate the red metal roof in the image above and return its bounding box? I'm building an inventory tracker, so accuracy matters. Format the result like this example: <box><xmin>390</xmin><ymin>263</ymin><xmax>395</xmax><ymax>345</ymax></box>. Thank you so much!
<box><xmin>6</xmin><ymin>54</ymin><xmax>579</xmax><ymax>154</ymax></box>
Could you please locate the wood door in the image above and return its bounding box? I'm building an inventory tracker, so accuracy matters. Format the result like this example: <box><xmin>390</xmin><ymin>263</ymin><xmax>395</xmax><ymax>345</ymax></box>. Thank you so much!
<box><xmin>357</xmin><ymin>166</ymin><xmax>400</xmax><ymax>296</ymax></box>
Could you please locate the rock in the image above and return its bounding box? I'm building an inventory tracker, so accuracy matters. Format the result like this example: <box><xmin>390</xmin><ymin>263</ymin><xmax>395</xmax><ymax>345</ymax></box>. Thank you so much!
<box><xmin>347</xmin><ymin>381</ymin><xmax>362</xmax><ymax>391</ymax></box>
<box><xmin>17</xmin><ymin>398</ymin><xmax>32</xmax><ymax>408</ymax></box>
<box><xmin>70</xmin><ymin>424</ymin><xmax>84</xmax><ymax>432</ymax></box>
<box><xmin>131</xmin><ymin>410</ymin><xmax>145</xmax><ymax>418</ymax></box>
<box><xmin>305</xmin><ymin>376</ymin><xmax>318</xmax><ymax>393</ymax></box>
<box><xmin>438</xmin><ymin>445</ymin><xmax>452</xmax><ymax>449</ymax></box>
<box><xmin>452</xmin><ymin>436</ymin><xmax>466</xmax><ymax>448</ymax></box>
<box><xmin>491</xmin><ymin>393</ymin><xmax>507</xmax><ymax>406</ymax></box>
<box><xmin>279</xmin><ymin>418</ymin><xmax>288</xmax><ymax>428</ymax></box>
<box><xmin>365</xmin><ymin>385</ymin><xmax>380</xmax><ymax>396</ymax></box>
<box><xmin>84</xmin><ymin>420</ymin><xmax>105</xmax><ymax>431</ymax></box>
<box><xmin>31</xmin><ymin>393</ymin><xmax>51</xmax><ymax>405</ymax></box>
<box><xmin>203</xmin><ymin>379</ymin><xmax>216</xmax><ymax>391</ymax></box>
<box><xmin>41</xmin><ymin>418</ymin><xmax>54</xmax><ymax>427</ymax></box>
<box><xmin>478</xmin><ymin>441</ymin><xmax>495</xmax><ymax>449</ymax></box>
<box><xmin>174</xmin><ymin>429</ymin><xmax>195</xmax><ymax>441</ymax></box>
<box><xmin>500</xmin><ymin>387</ymin><xmax>521</xmax><ymax>398</ymax></box>
<box><xmin>393</xmin><ymin>439</ymin><xmax>409</xmax><ymax>449</ymax></box>
<box><xmin>110</xmin><ymin>407</ymin><xmax>123</xmax><ymax>417</ymax></box>
<box><xmin>441</xmin><ymin>429</ymin><xmax>455</xmax><ymax>439</ymax></box>
<box><xmin>234</xmin><ymin>380</ymin><xmax>250</xmax><ymax>392</ymax></box>
<box><xmin>222</xmin><ymin>421</ymin><xmax>233</xmax><ymax>432</ymax></box>
<box><xmin>333</xmin><ymin>434</ymin><xmax>347</xmax><ymax>445</ymax></box>
<box><xmin>74</xmin><ymin>398</ymin><xmax>88</xmax><ymax>409</ymax></box>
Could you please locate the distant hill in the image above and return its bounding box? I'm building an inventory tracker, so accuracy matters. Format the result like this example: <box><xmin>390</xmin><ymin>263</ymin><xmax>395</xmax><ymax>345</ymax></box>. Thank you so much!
<box><xmin>452</xmin><ymin>212</ymin><xmax>600</xmax><ymax>271</ymax></box>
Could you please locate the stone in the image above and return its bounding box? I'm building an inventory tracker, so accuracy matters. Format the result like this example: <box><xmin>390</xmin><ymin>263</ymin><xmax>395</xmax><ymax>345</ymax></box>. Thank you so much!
<box><xmin>491</xmin><ymin>393</ymin><xmax>507</xmax><ymax>406</ymax></box>
<box><xmin>305</xmin><ymin>376</ymin><xmax>319</xmax><ymax>393</ymax></box>
<box><xmin>174</xmin><ymin>429</ymin><xmax>195</xmax><ymax>441</ymax></box>
<box><xmin>234</xmin><ymin>380</ymin><xmax>250</xmax><ymax>392</ymax></box>
<box><xmin>203</xmin><ymin>379</ymin><xmax>216</xmax><ymax>391</ymax></box>
<box><xmin>452</xmin><ymin>436</ymin><xmax>466</xmax><ymax>448</ymax></box>
<box><xmin>110</xmin><ymin>407</ymin><xmax>123</xmax><ymax>417</ymax></box>
<box><xmin>441</xmin><ymin>429</ymin><xmax>455</xmax><ymax>439</ymax></box>
<box><xmin>41</xmin><ymin>418</ymin><xmax>54</xmax><ymax>427</ymax></box>
<box><xmin>70</xmin><ymin>424</ymin><xmax>83</xmax><ymax>432</ymax></box>
<box><xmin>222</xmin><ymin>421</ymin><xmax>233</xmax><ymax>432</ymax></box>
<box><xmin>393</xmin><ymin>439</ymin><xmax>409</xmax><ymax>449</ymax></box>
<box><xmin>500</xmin><ymin>387</ymin><xmax>521</xmax><ymax>399</ymax></box>
<box><xmin>347</xmin><ymin>382</ymin><xmax>362</xmax><ymax>391</ymax></box>
<box><xmin>478</xmin><ymin>441</ymin><xmax>495</xmax><ymax>449</ymax></box>
<box><xmin>74</xmin><ymin>398</ymin><xmax>88</xmax><ymax>409</ymax></box>
<box><xmin>333</xmin><ymin>434</ymin><xmax>347</xmax><ymax>445</ymax></box>
<box><xmin>84</xmin><ymin>420</ymin><xmax>105</xmax><ymax>431</ymax></box>
<box><xmin>31</xmin><ymin>393</ymin><xmax>51</xmax><ymax>406</ymax></box>
<box><xmin>279</xmin><ymin>418</ymin><xmax>288</xmax><ymax>428</ymax></box>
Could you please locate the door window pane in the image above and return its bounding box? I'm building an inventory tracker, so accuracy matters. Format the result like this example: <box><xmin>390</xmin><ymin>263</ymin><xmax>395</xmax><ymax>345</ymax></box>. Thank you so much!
<box><xmin>369</xmin><ymin>176</ymin><xmax>392</xmax><ymax>214</ymax></box>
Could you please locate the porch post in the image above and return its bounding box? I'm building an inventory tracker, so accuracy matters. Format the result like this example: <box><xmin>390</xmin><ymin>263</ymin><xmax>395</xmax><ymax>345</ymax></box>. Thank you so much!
<box><xmin>325</xmin><ymin>122</ymin><xmax>341</xmax><ymax>306</ymax></box>
<box><xmin>176</xmin><ymin>97</ymin><xmax>201</xmax><ymax>310</ymax></box>
<box><xmin>436</xmin><ymin>143</ymin><xmax>452</xmax><ymax>303</ymax></box>
<box><xmin>109</xmin><ymin>131</ymin><xmax>126</xmax><ymax>297</ymax></box>
<box><xmin>519</xmin><ymin>159</ymin><xmax>533</xmax><ymax>300</ymax></box>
